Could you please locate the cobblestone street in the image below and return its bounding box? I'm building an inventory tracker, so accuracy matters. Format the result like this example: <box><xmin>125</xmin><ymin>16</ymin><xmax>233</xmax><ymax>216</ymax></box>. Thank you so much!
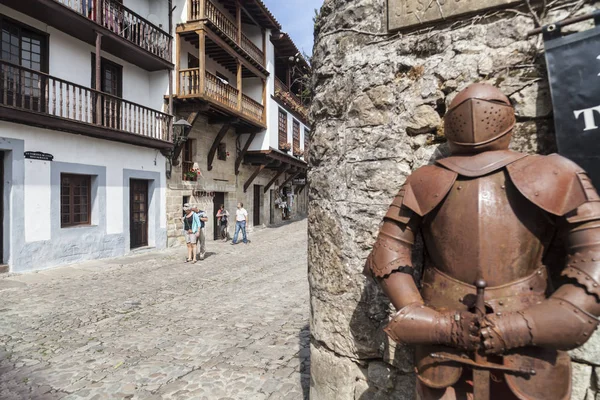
<box><xmin>0</xmin><ymin>220</ymin><xmax>309</xmax><ymax>400</ymax></box>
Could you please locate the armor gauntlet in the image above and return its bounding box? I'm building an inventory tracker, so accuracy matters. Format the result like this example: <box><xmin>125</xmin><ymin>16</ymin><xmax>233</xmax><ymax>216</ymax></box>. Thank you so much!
<box><xmin>482</xmin><ymin>178</ymin><xmax>600</xmax><ymax>354</ymax></box>
<box><xmin>385</xmin><ymin>303</ymin><xmax>480</xmax><ymax>351</ymax></box>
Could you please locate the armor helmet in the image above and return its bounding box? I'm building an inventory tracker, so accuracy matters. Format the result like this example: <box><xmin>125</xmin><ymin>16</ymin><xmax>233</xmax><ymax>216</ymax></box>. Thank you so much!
<box><xmin>444</xmin><ymin>83</ymin><xmax>516</xmax><ymax>154</ymax></box>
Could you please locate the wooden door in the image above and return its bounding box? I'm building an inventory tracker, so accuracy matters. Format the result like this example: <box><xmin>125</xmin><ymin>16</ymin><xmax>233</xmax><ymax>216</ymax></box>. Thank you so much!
<box><xmin>130</xmin><ymin>179</ymin><xmax>148</xmax><ymax>248</ymax></box>
<box><xmin>253</xmin><ymin>185</ymin><xmax>261</xmax><ymax>226</ymax></box>
<box><xmin>213</xmin><ymin>192</ymin><xmax>224</xmax><ymax>240</ymax></box>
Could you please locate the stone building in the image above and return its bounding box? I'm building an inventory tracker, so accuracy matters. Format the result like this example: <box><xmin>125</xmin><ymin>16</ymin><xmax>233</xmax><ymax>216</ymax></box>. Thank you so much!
<box><xmin>167</xmin><ymin>0</ymin><xmax>310</xmax><ymax>246</ymax></box>
<box><xmin>309</xmin><ymin>0</ymin><xmax>600</xmax><ymax>399</ymax></box>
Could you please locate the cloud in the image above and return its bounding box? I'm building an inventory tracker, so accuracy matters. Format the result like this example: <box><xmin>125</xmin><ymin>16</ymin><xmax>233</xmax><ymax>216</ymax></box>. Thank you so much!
<box><xmin>261</xmin><ymin>0</ymin><xmax>323</xmax><ymax>55</ymax></box>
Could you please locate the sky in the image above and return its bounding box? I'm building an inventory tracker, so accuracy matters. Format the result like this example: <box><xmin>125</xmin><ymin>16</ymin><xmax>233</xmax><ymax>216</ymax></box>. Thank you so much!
<box><xmin>261</xmin><ymin>0</ymin><xmax>324</xmax><ymax>56</ymax></box>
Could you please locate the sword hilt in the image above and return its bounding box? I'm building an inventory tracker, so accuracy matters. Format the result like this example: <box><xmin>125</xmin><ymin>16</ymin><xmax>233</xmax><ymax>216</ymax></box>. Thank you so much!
<box><xmin>475</xmin><ymin>279</ymin><xmax>487</xmax><ymax>318</ymax></box>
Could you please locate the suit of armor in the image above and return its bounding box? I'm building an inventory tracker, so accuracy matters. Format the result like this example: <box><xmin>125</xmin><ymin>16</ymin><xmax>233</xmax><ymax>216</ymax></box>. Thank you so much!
<box><xmin>366</xmin><ymin>84</ymin><xmax>600</xmax><ymax>399</ymax></box>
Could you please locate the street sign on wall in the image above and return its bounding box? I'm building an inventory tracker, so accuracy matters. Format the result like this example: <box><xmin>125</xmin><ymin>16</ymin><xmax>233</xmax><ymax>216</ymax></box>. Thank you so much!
<box><xmin>544</xmin><ymin>16</ymin><xmax>600</xmax><ymax>187</ymax></box>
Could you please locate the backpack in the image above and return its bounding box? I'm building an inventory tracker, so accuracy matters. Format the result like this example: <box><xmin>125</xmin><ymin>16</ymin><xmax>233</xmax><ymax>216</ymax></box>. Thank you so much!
<box><xmin>221</xmin><ymin>212</ymin><xmax>228</xmax><ymax>225</ymax></box>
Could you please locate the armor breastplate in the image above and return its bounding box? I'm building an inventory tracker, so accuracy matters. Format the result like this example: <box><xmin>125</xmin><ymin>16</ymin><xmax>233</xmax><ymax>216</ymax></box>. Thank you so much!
<box><xmin>421</xmin><ymin>169</ymin><xmax>556</xmax><ymax>287</ymax></box>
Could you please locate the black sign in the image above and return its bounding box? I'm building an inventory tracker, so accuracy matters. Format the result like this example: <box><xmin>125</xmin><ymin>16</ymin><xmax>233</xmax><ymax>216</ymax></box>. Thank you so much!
<box><xmin>24</xmin><ymin>151</ymin><xmax>53</xmax><ymax>161</ymax></box>
<box><xmin>293</xmin><ymin>178</ymin><xmax>306</xmax><ymax>185</ymax></box>
<box><xmin>544</xmin><ymin>20</ymin><xmax>600</xmax><ymax>187</ymax></box>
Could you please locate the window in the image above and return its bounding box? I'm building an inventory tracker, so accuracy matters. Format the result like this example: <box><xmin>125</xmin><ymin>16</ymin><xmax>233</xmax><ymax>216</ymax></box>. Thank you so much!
<box><xmin>61</xmin><ymin>174</ymin><xmax>91</xmax><ymax>227</ymax></box>
<box><xmin>0</xmin><ymin>16</ymin><xmax>48</xmax><ymax>109</ymax></box>
<box><xmin>304</xmin><ymin>128</ymin><xmax>310</xmax><ymax>152</ymax></box>
<box><xmin>217</xmin><ymin>142</ymin><xmax>227</xmax><ymax>161</ymax></box>
<box><xmin>182</xmin><ymin>139</ymin><xmax>197</xmax><ymax>181</ymax></box>
<box><xmin>216</xmin><ymin>71</ymin><xmax>229</xmax><ymax>85</ymax></box>
<box><xmin>293</xmin><ymin>119</ymin><xmax>300</xmax><ymax>151</ymax></box>
<box><xmin>188</xmin><ymin>53</ymin><xmax>199</xmax><ymax>69</ymax></box>
<box><xmin>91</xmin><ymin>55</ymin><xmax>123</xmax><ymax>96</ymax></box>
<box><xmin>278</xmin><ymin>108</ymin><xmax>288</xmax><ymax>149</ymax></box>
<box><xmin>0</xmin><ymin>17</ymin><xmax>47</xmax><ymax>71</ymax></box>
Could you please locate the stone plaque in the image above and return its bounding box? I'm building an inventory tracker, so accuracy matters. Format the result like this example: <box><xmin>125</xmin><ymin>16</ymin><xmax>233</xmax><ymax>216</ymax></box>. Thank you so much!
<box><xmin>388</xmin><ymin>0</ymin><xmax>520</xmax><ymax>30</ymax></box>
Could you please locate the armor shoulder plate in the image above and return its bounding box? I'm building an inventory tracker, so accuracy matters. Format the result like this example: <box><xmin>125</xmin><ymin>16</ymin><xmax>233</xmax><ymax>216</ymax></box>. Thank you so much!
<box><xmin>402</xmin><ymin>165</ymin><xmax>458</xmax><ymax>217</ymax></box>
<box><xmin>507</xmin><ymin>154</ymin><xmax>588</xmax><ymax>216</ymax></box>
<box><xmin>436</xmin><ymin>150</ymin><xmax>527</xmax><ymax>177</ymax></box>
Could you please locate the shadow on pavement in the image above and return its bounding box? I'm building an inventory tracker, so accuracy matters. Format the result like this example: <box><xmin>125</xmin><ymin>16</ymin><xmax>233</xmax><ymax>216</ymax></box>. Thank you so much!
<box><xmin>299</xmin><ymin>323</ymin><xmax>311</xmax><ymax>399</ymax></box>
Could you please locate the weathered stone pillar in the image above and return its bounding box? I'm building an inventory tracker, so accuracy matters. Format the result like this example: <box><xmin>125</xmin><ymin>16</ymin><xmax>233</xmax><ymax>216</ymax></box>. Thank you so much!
<box><xmin>308</xmin><ymin>0</ymin><xmax>600</xmax><ymax>398</ymax></box>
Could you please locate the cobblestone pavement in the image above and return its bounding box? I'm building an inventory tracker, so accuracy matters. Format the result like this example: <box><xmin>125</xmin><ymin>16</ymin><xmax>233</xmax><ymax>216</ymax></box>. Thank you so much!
<box><xmin>0</xmin><ymin>220</ymin><xmax>309</xmax><ymax>400</ymax></box>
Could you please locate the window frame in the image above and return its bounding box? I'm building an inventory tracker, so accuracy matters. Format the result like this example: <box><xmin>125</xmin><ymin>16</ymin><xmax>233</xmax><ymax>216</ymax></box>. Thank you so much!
<box><xmin>60</xmin><ymin>173</ymin><xmax>92</xmax><ymax>228</ymax></box>
<box><xmin>0</xmin><ymin>14</ymin><xmax>49</xmax><ymax>72</ymax></box>
<box><xmin>278</xmin><ymin>108</ymin><xmax>288</xmax><ymax>147</ymax></box>
<box><xmin>304</xmin><ymin>127</ymin><xmax>310</xmax><ymax>151</ymax></box>
<box><xmin>292</xmin><ymin>119</ymin><xmax>300</xmax><ymax>150</ymax></box>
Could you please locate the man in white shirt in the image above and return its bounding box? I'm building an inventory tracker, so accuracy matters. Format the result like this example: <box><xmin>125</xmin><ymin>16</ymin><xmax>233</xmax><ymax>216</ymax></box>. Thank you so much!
<box><xmin>231</xmin><ymin>202</ymin><xmax>249</xmax><ymax>245</ymax></box>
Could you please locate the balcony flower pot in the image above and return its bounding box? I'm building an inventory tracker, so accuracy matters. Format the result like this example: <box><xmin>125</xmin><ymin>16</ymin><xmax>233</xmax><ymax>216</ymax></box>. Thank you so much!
<box><xmin>279</xmin><ymin>142</ymin><xmax>292</xmax><ymax>152</ymax></box>
<box><xmin>293</xmin><ymin>146</ymin><xmax>303</xmax><ymax>157</ymax></box>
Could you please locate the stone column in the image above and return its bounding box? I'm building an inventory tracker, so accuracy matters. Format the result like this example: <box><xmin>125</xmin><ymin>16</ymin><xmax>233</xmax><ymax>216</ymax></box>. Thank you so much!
<box><xmin>308</xmin><ymin>0</ymin><xmax>600</xmax><ymax>399</ymax></box>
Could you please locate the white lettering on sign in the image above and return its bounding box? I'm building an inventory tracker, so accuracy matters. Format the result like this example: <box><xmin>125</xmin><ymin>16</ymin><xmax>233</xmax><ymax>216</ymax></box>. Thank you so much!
<box><xmin>574</xmin><ymin>106</ymin><xmax>600</xmax><ymax>131</ymax></box>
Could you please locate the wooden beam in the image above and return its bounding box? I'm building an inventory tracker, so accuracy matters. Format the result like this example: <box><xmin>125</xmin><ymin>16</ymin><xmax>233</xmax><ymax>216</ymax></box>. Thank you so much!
<box><xmin>264</xmin><ymin>166</ymin><xmax>289</xmax><ymax>193</ymax></box>
<box><xmin>208</xmin><ymin>116</ymin><xmax>239</xmax><ymax>125</ymax></box>
<box><xmin>281</xmin><ymin>171</ymin><xmax>300</xmax><ymax>188</ymax></box>
<box><xmin>236</xmin><ymin>0</ymin><xmax>242</xmax><ymax>44</ymax></box>
<box><xmin>237</xmin><ymin>60</ymin><xmax>242</xmax><ymax>111</ymax></box>
<box><xmin>207</xmin><ymin>122</ymin><xmax>232</xmax><ymax>171</ymax></box>
<box><xmin>244</xmin><ymin>165</ymin><xmax>266</xmax><ymax>192</ymax></box>
<box><xmin>198</xmin><ymin>30</ymin><xmax>206</xmax><ymax>95</ymax></box>
<box><xmin>199</xmin><ymin>0</ymin><xmax>206</xmax><ymax>20</ymax></box>
<box><xmin>236</xmin><ymin>131</ymin><xmax>257</xmax><ymax>175</ymax></box>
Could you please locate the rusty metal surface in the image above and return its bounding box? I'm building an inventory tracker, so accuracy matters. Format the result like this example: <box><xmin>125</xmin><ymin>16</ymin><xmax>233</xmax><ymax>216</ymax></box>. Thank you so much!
<box><xmin>402</xmin><ymin>165</ymin><xmax>457</xmax><ymax>216</ymax></box>
<box><xmin>421</xmin><ymin>266</ymin><xmax>548</xmax><ymax>313</ymax></box>
<box><xmin>422</xmin><ymin>169</ymin><xmax>555</xmax><ymax>287</ymax></box>
<box><xmin>507</xmin><ymin>154</ymin><xmax>588</xmax><ymax>216</ymax></box>
<box><xmin>444</xmin><ymin>83</ymin><xmax>516</xmax><ymax>154</ymax></box>
<box><xmin>436</xmin><ymin>150</ymin><xmax>527</xmax><ymax>177</ymax></box>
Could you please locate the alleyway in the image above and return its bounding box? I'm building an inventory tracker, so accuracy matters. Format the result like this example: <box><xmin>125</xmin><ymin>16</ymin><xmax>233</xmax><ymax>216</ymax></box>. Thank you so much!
<box><xmin>0</xmin><ymin>220</ymin><xmax>309</xmax><ymax>400</ymax></box>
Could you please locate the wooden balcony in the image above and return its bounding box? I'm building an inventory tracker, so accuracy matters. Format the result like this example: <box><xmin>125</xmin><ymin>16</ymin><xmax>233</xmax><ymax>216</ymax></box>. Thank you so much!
<box><xmin>3</xmin><ymin>0</ymin><xmax>173</xmax><ymax>71</ymax></box>
<box><xmin>0</xmin><ymin>61</ymin><xmax>172</xmax><ymax>150</ymax></box>
<box><xmin>274</xmin><ymin>78</ymin><xmax>309</xmax><ymax>123</ymax></box>
<box><xmin>187</xmin><ymin>0</ymin><xmax>266</xmax><ymax>71</ymax></box>
<box><xmin>179</xmin><ymin>68</ymin><xmax>265</xmax><ymax>128</ymax></box>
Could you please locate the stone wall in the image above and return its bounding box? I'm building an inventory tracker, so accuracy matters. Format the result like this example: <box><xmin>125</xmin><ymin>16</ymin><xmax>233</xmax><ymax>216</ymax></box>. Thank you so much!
<box><xmin>308</xmin><ymin>0</ymin><xmax>600</xmax><ymax>399</ymax></box>
<box><xmin>167</xmin><ymin>114</ymin><xmax>308</xmax><ymax>247</ymax></box>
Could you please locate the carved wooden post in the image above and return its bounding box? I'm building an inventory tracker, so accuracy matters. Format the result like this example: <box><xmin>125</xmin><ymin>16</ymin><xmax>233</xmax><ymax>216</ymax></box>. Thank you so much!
<box><xmin>95</xmin><ymin>32</ymin><xmax>102</xmax><ymax>125</ymax></box>
<box><xmin>198</xmin><ymin>30</ymin><xmax>206</xmax><ymax>96</ymax></box>
<box><xmin>175</xmin><ymin>33</ymin><xmax>181</xmax><ymax>95</ymax></box>
<box><xmin>236</xmin><ymin>0</ymin><xmax>242</xmax><ymax>45</ymax></box>
<box><xmin>261</xmin><ymin>78</ymin><xmax>266</xmax><ymax>123</ymax></box>
<box><xmin>237</xmin><ymin>60</ymin><xmax>242</xmax><ymax>112</ymax></box>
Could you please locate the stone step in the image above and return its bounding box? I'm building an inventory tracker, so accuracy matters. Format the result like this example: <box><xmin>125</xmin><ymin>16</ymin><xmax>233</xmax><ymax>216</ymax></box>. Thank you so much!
<box><xmin>0</xmin><ymin>265</ymin><xmax>8</xmax><ymax>274</ymax></box>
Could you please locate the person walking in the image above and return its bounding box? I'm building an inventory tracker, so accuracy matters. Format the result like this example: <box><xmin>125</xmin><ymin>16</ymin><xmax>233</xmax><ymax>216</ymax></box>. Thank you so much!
<box><xmin>216</xmin><ymin>204</ymin><xmax>229</xmax><ymax>241</ymax></box>
<box><xmin>182</xmin><ymin>203</ymin><xmax>200</xmax><ymax>263</ymax></box>
<box><xmin>194</xmin><ymin>207</ymin><xmax>208</xmax><ymax>260</ymax></box>
<box><xmin>231</xmin><ymin>202</ymin><xmax>249</xmax><ymax>245</ymax></box>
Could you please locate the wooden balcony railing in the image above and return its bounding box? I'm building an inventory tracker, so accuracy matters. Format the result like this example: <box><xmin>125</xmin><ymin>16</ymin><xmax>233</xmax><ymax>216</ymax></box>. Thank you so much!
<box><xmin>274</xmin><ymin>77</ymin><xmax>309</xmax><ymax>120</ymax></box>
<box><xmin>189</xmin><ymin>0</ymin><xmax>265</xmax><ymax>66</ymax></box>
<box><xmin>241</xmin><ymin>34</ymin><xmax>264</xmax><ymax>65</ymax></box>
<box><xmin>178</xmin><ymin>69</ymin><xmax>264</xmax><ymax>124</ymax></box>
<box><xmin>179</xmin><ymin>68</ymin><xmax>200</xmax><ymax>96</ymax></box>
<box><xmin>55</xmin><ymin>0</ymin><xmax>172</xmax><ymax>63</ymax></box>
<box><xmin>0</xmin><ymin>61</ymin><xmax>172</xmax><ymax>141</ymax></box>
<box><xmin>205</xmin><ymin>70</ymin><xmax>239</xmax><ymax>110</ymax></box>
<box><xmin>242</xmin><ymin>94</ymin><xmax>263</xmax><ymax>123</ymax></box>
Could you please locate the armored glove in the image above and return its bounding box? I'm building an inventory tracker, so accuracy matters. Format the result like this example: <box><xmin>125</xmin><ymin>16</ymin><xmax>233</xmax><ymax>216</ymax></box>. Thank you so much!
<box><xmin>480</xmin><ymin>298</ymin><xmax>599</xmax><ymax>354</ymax></box>
<box><xmin>384</xmin><ymin>302</ymin><xmax>480</xmax><ymax>351</ymax></box>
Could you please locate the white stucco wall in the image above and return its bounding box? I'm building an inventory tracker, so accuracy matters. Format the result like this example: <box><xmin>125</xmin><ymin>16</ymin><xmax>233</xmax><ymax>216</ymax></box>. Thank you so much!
<box><xmin>0</xmin><ymin>121</ymin><xmax>168</xmax><ymax>272</ymax></box>
<box><xmin>242</xmin><ymin>23</ymin><xmax>263</xmax><ymax>49</ymax></box>
<box><xmin>0</xmin><ymin>4</ymin><xmax>168</xmax><ymax>113</ymax></box>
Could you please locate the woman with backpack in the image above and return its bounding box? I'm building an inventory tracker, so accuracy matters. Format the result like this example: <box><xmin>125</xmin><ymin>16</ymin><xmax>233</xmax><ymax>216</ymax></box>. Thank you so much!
<box><xmin>182</xmin><ymin>203</ymin><xmax>201</xmax><ymax>263</ymax></box>
<box><xmin>216</xmin><ymin>204</ymin><xmax>229</xmax><ymax>241</ymax></box>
